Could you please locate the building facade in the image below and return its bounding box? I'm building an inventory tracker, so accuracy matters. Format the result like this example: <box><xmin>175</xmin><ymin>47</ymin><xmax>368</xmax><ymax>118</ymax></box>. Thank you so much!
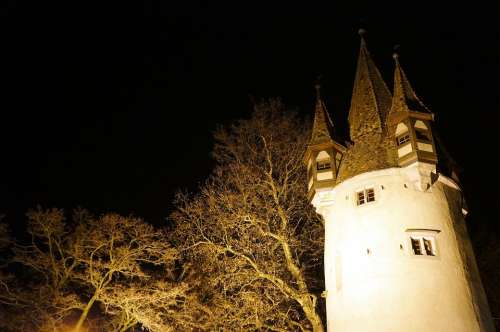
<box><xmin>304</xmin><ymin>30</ymin><xmax>495</xmax><ymax>332</ymax></box>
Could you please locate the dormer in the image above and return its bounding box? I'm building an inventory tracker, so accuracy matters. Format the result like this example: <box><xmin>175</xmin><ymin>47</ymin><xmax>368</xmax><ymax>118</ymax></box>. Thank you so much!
<box><xmin>387</xmin><ymin>53</ymin><xmax>437</xmax><ymax>168</ymax></box>
<box><xmin>304</xmin><ymin>84</ymin><xmax>346</xmax><ymax>201</ymax></box>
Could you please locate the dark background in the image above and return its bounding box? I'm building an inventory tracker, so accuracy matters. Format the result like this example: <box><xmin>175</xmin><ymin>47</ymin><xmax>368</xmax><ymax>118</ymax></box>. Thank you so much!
<box><xmin>1</xmin><ymin>2</ymin><xmax>499</xmax><ymax>243</ymax></box>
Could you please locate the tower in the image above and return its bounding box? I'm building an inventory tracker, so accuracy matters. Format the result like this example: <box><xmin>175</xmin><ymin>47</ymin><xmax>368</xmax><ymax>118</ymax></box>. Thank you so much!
<box><xmin>305</xmin><ymin>30</ymin><xmax>495</xmax><ymax>332</ymax></box>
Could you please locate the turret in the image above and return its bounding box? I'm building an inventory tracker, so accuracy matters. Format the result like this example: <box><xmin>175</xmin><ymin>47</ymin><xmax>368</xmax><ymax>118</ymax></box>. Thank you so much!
<box><xmin>304</xmin><ymin>84</ymin><xmax>346</xmax><ymax>201</ymax></box>
<box><xmin>387</xmin><ymin>52</ymin><xmax>438</xmax><ymax>190</ymax></box>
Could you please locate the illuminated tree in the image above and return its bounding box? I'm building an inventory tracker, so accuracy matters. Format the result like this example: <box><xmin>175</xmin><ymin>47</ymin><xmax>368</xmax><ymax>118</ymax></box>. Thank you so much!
<box><xmin>172</xmin><ymin>99</ymin><xmax>325</xmax><ymax>331</ymax></box>
<box><xmin>0</xmin><ymin>219</ymin><xmax>12</xmax><ymax>300</ymax></box>
<box><xmin>5</xmin><ymin>208</ymin><xmax>202</xmax><ymax>332</ymax></box>
<box><xmin>0</xmin><ymin>208</ymin><xmax>83</xmax><ymax>331</ymax></box>
<box><xmin>0</xmin><ymin>218</ymin><xmax>20</xmax><ymax>331</ymax></box>
<box><xmin>71</xmin><ymin>212</ymin><xmax>210</xmax><ymax>332</ymax></box>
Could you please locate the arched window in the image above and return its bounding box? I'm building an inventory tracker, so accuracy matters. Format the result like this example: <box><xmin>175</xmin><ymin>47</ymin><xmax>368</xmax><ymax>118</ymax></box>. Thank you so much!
<box><xmin>414</xmin><ymin>120</ymin><xmax>431</xmax><ymax>142</ymax></box>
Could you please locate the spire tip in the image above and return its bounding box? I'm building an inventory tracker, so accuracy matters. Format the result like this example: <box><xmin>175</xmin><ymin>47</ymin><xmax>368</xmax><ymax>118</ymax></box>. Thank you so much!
<box><xmin>392</xmin><ymin>45</ymin><xmax>400</xmax><ymax>60</ymax></box>
<box><xmin>314</xmin><ymin>74</ymin><xmax>323</xmax><ymax>100</ymax></box>
<box><xmin>314</xmin><ymin>83</ymin><xmax>321</xmax><ymax>100</ymax></box>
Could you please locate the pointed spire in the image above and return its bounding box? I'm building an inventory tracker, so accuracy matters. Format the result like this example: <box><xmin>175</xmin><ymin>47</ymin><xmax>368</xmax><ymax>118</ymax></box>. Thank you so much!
<box><xmin>309</xmin><ymin>82</ymin><xmax>335</xmax><ymax>145</ymax></box>
<box><xmin>390</xmin><ymin>51</ymin><xmax>431</xmax><ymax>116</ymax></box>
<box><xmin>348</xmin><ymin>29</ymin><xmax>392</xmax><ymax>141</ymax></box>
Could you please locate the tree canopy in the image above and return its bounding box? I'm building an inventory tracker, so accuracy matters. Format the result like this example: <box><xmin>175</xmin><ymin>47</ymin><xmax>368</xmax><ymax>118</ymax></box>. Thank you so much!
<box><xmin>172</xmin><ymin>99</ymin><xmax>325</xmax><ymax>331</ymax></box>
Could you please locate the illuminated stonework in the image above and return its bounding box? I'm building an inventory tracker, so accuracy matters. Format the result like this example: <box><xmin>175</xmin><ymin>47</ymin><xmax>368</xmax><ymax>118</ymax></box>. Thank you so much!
<box><xmin>305</xmin><ymin>31</ymin><xmax>495</xmax><ymax>332</ymax></box>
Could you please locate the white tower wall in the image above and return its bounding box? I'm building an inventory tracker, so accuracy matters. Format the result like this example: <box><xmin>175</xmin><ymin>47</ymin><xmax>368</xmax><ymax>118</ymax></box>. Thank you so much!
<box><xmin>313</xmin><ymin>166</ymin><xmax>495</xmax><ymax>332</ymax></box>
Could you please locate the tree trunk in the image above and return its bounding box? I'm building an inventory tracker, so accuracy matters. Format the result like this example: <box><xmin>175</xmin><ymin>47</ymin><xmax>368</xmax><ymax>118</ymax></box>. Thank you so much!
<box><xmin>73</xmin><ymin>292</ymin><xmax>99</xmax><ymax>331</ymax></box>
<box><xmin>303</xmin><ymin>304</ymin><xmax>325</xmax><ymax>332</ymax></box>
<box><xmin>118</xmin><ymin>319</ymin><xmax>138</xmax><ymax>332</ymax></box>
<box><xmin>278</xmin><ymin>238</ymin><xmax>324</xmax><ymax>331</ymax></box>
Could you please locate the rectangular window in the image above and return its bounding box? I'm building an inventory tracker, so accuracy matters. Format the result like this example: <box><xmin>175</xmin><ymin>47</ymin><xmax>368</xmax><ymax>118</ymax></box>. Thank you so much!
<box><xmin>317</xmin><ymin>160</ymin><xmax>331</xmax><ymax>170</ymax></box>
<box><xmin>357</xmin><ymin>191</ymin><xmax>365</xmax><ymax>205</ymax></box>
<box><xmin>397</xmin><ymin>133</ymin><xmax>411</xmax><ymax>146</ymax></box>
<box><xmin>410</xmin><ymin>236</ymin><xmax>436</xmax><ymax>256</ymax></box>
<box><xmin>366</xmin><ymin>188</ymin><xmax>375</xmax><ymax>202</ymax></box>
<box><xmin>411</xmin><ymin>237</ymin><xmax>422</xmax><ymax>255</ymax></box>
<box><xmin>357</xmin><ymin>188</ymin><xmax>375</xmax><ymax>206</ymax></box>
<box><xmin>423</xmin><ymin>238</ymin><xmax>435</xmax><ymax>256</ymax></box>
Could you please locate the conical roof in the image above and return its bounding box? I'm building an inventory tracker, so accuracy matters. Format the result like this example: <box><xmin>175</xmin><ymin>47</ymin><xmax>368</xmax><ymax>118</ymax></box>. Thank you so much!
<box><xmin>389</xmin><ymin>53</ymin><xmax>432</xmax><ymax>117</ymax></box>
<box><xmin>348</xmin><ymin>30</ymin><xmax>392</xmax><ymax>141</ymax></box>
<box><xmin>309</xmin><ymin>84</ymin><xmax>336</xmax><ymax>145</ymax></box>
<box><xmin>337</xmin><ymin>30</ymin><xmax>398</xmax><ymax>182</ymax></box>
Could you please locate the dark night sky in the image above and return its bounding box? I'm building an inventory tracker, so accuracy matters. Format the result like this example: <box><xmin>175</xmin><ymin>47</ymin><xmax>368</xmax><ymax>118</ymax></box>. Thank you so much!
<box><xmin>1</xmin><ymin>3</ymin><xmax>499</xmax><ymax>237</ymax></box>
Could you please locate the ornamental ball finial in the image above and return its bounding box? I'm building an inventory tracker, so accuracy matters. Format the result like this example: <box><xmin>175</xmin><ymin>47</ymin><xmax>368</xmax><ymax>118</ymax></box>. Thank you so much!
<box><xmin>392</xmin><ymin>44</ymin><xmax>401</xmax><ymax>60</ymax></box>
<box><xmin>314</xmin><ymin>74</ymin><xmax>323</xmax><ymax>92</ymax></box>
<box><xmin>358</xmin><ymin>28</ymin><xmax>366</xmax><ymax>36</ymax></box>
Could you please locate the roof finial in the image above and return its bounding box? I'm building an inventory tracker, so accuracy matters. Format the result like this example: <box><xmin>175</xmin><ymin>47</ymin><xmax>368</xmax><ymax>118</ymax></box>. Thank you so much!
<box><xmin>315</xmin><ymin>83</ymin><xmax>321</xmax><ymax>101</ymax></box>
<box><xmin>315</xmin><ymin>74</ymin><xmax>323</xmax><ymax>101</ymax></box>
<box><xmin>392</xmin><ymin>44</ymin><xmax>401</xmax><ymax>60</ymax></box>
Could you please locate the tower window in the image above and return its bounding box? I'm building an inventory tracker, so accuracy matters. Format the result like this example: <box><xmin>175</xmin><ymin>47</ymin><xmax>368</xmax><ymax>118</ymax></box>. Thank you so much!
<box><xmin>415</xmin><ymin>129</ymin><xmax>431</xmax><ymax>142</ymax></box>
<box><xmin>317</xmin><ymin>160</ymin><xmax>331</xmax><ymax>170</ymax></box>
<box><xmin>396</xmin><ymin>133</ymin><xmax>411</xmax><ymax>146</ymax></box>
<box><xmin>410</xmin><ymin>236</ymin><xmax>436</xmax><ymax>256</ymax></box>
<box><xmin>411</xmin><ymin>238</ymin><xmax>422</xmax><ymax>255</ymax></box>
<box><xmin>357</xmin><ymin>188</ymin><xmax>375</xmax><ymax>206</ymax></box>
<box><xmin>423</xmin><ymin>238</ymin><xmax>434</xmax><ymax>256</ymax></box>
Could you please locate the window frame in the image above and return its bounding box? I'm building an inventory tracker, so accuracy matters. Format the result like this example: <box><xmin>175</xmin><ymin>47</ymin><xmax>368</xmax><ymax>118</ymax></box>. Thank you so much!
<box><xmin>316</xmin><ymin>159</ymin><xmax>332</xmax><ymax>171</ymax></box>
<box><xmin>415</xmin><ymin>128</ymin><xmax>431</xmax><ymax>142</ymax></box>
<box><xmin>406</xmin><ymin>230</ymin><xmax>440</xmax><ymax>258</ymax></box>
<box><xmin>396</xmin><ymin>132</ymin><xmax>411</xmax><ymax>146</ymax></box>
<box><xmin>356</xmin><ymin>187</ymin><xmax>376</xmax><ymax>206</ymax></box>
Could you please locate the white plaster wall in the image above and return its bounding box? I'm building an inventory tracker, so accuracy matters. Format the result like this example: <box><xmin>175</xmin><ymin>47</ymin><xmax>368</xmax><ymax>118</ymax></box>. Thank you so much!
<box><xmin>314</xmin><ymin>167</ymin><xmax>494</xmax><ymax>332</ymax></box>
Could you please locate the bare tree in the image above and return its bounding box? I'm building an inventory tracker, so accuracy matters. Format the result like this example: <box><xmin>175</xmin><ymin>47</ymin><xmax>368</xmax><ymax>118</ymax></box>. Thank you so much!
<box><xmin>0</xmin><ymin>218</ymin><xmax>21</xmax><ymax>331</ymax></box>
<box><xmin>0</xmin><ymin>219</ymin><xmax>13</xmax><ymax>304</ymax></box>
<box><xmin>6</xmin><ymin>208</ymin><xmax>199</xmax><ymax>332</ymax></box>
<box><xmin>72</xmin><ymin>212</ymin><xmax>213</xmax><ymax>332</ymax></box>
<box><xmin>101</xmin><ymin>278</ymin><xmax>213</xmax><ymax>332</ymax></box>
<box><xmin>172</xmin><ymin>99</ymin><xmax>325</xmax><ymax>331</ymax></box>
<box><xmin>6</xmin><ymin>208</ymin><xmax>84</xmax><ymax>331</ymax></box>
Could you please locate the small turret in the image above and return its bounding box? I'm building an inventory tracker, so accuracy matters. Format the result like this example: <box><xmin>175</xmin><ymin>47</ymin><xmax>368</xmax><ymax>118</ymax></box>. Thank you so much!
<box><xmin>387</xmin><ymin>51</ymin><xmax>437</xmax><ymax>190</ymax></box>
<box><xmin>304</xmin><ymin>83</ymin><xmax>346</xmax><ymax>201</ymax></box>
